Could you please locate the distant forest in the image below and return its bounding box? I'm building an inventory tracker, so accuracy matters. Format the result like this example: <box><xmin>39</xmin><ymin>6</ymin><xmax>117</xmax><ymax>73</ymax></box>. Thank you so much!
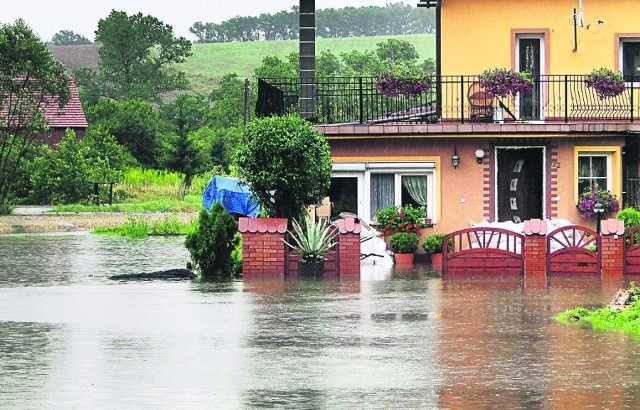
<box><xmin>189</xmin><ymin>3</ymin><xmax>435</xmax><ymax>43</ymax></box>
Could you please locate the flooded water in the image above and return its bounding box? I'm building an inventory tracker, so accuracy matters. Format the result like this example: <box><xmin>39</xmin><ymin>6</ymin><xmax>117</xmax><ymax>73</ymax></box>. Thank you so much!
<box><xmin>1</xmin><ymin>233</ymin><xmax>640</xmax><ymax>409</ymax></box>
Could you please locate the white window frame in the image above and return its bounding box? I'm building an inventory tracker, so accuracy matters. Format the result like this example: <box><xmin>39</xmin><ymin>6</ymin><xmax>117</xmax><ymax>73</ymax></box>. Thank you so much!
<box><xmin>577</xmin><ymin>152</ymin><xmax>612</xmax><ymax>192</ymax></box>
<box><xmin>619</xmin><ymin>37</ymin><xmax>640</xmax><ymax>87</ymax></box>
<box><xmin>332</xmin><ymin>162</ymin><xmax>436</xmax><ymax>224</ymax></box>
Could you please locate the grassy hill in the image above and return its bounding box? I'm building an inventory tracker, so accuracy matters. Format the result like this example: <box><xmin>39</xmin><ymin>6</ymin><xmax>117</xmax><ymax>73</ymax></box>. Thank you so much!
<box><xmin>50</xmin><ymin>33</ymin><xmax>435</xmax><ymax>96</ymax></box>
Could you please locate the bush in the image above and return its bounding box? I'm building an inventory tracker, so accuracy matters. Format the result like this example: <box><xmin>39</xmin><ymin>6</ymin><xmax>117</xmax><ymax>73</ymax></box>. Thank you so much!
<box><xmin>28</xmin><ymin>129</ymin><xmax>92</xmax><ymax>204</ymax></box>
<box><xmin>235</xmin><ymin>114</ymin><xmax>332</xmax><ymax>220</ymax></box>
<box><xmin>422</xmin><ymin>233</ymin><xmax>447</xmax><ymax>254</ymax></box>
<box><xmin>184</xmin><ymin>203</ymin><xmax>240</xmax><ymax>280</ymax></box>
<box><xmin>389</xmin><ymin>232</ymin><xmax>419</xmax><ymax>254</ymax></box>
<box><xmin>617</xmin><ymin>207</ymin><xmax>640</xmax><ymax>229</ymax></box>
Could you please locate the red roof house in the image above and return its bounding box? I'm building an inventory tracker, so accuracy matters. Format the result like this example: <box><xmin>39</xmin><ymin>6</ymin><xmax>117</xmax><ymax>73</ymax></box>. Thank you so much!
<box><xmin>38</xmin><ymin>81</ymin><xmax>88</xmax><ymax>146</ymax></box>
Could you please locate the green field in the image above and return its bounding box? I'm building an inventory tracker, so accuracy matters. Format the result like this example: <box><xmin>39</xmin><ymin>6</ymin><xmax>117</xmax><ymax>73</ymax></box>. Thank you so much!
<box><xmin>51</xmin><ymin>33</ymin><xmax>436</xmax><ymax>96</ymax></box>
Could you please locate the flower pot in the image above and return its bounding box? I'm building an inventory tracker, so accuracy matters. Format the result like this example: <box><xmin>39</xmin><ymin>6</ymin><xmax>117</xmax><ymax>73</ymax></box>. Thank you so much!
<box><xmin>430</xmin><ymin>252</ymin><xmax>443</xmax><ymax>270</ymax></box>
<box><xmin>297</xmin><ymin>260</ymin><xmax>324</xmax><ymax>278</ymax></box>
<box><xmin>394</xmin><ymin>253</ymin><xmax>415</xmax><ymax>266</ymax></box>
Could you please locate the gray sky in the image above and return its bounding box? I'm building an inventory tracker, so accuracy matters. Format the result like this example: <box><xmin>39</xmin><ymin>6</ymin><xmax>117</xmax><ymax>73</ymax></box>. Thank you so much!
<box><xmin>1</xmin><ymin>0</ymin><xmax>414</xmax><ymax>42</ymax></box>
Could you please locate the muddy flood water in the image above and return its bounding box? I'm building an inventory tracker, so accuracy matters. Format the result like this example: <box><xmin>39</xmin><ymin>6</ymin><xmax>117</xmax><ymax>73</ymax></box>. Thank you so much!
<box><xmin>1</xmin><ymin>232</ymin><xmax>640</xmax><ymax>409</ymax></box>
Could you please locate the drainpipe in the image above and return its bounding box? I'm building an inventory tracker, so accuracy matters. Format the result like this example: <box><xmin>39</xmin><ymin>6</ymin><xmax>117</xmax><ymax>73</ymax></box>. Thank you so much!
<box><xmin>299</xmin><ymin>0</ymin><xmax>316</xmax><ymax>121</ymax></box>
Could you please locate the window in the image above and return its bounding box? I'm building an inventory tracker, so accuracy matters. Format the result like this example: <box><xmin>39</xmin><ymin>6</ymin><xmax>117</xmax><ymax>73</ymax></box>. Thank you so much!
<box><xmin>574</xmin><ymin>146</ymin><xmax>621</xmax><ymax>204</ymax></box>
<box><xmin>620</xmin><ymin>39</ymin><xmax>640</xmax><ymax>82</ymax></box>
<box><xmin>329</xmin><ymin>177</ymin><xmax>359</xmax><ymax>219</ymax></box>
<box><xmin>332</xmin><ymin>161</ymin><xmax>437</xmax><ymax>223</ymax></box>
<box><xmin>370</xmin><ymin>173</ymin><xmax>430</xmax><ymax>219</ymax></box>
<box><xmin>577</xmin><ymin>154</ymin><xmax>609</xmax><ymax>194</ymax></box>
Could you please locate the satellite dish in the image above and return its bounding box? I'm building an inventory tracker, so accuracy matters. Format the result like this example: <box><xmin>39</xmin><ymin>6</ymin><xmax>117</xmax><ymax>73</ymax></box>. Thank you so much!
<box><xmin>577</xmin><ymin>0</ymin><xmax>585</xmax><ymax>27</ymax></box>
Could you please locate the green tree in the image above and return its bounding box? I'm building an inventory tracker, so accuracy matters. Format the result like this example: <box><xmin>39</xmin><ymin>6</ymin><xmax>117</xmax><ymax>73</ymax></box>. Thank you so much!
<box><xmin>159</xmin><ymin>93</ymin><xmax>212</xmax><ymax>195</ymax></box>
<box><xmin>340</xmin><ymin>49</ymin><xmax>385</xmax><ymax>76</ymax></box>
<box><xmin>83</xmin><ymin>126</ymin><xmax>134</xmax><ymax>183</ymax></box>
<box><xmin>375</xmin><ymin>38</ymin><xmax>420</xmax><ymax>67</ymax></box>
<box><xmin>0</xmin><ymin>20</ymin><xmax>71</xmax><ymax>212</ymax></box>
<box><xmin>254</xmin><ymin>55</ymin><xmax>296</xmax><ymax>79</ymax></box>
<box><xmin>50</xmin><ymin>30</ymin><xmax>91</xmax><ymax>45</ymax></box>
<box><xmin>185</xmin><ymin>204</ymin><xmax>240</xmax><ymax>280</ymax></box>
<box><xmin>235</xmin><ymin>115</ymin><xmax>332</xmax><ymax>220</ymax></box>
<box><xmin>86</xmin><ymin>98</ymin><xmax>164</xmax><ymax>167</ymax></box>
<box><xmin>92</xmin><ymin>10</ymin><xmax>192</xmax><ymax>103</ymax></box>
<box><xmin>29</xmin><ymin>129</ymin><xmax>91</xmax><ymax>204</ymax></box>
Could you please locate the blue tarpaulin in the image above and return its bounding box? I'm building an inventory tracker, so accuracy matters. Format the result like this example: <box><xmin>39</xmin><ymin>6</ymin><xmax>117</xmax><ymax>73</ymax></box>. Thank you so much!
<box><xmin>202</xmin><ymin>176</ymin><xmax>260</xmax><ymax>217</ymax></box>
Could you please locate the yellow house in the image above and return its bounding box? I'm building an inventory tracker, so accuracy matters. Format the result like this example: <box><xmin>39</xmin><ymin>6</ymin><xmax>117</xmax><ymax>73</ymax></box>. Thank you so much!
<box><xmin>258</xmin><ymin>0</ymin><xmax>640</xmax><ymax>235</ymax></box>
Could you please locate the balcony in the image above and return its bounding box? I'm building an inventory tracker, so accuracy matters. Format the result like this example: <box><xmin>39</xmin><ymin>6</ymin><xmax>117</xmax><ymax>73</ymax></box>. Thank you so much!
<box><xmin>256</xmin><ymin>75</ymin><xmax>640</xmax><ymax>127</ymax></box>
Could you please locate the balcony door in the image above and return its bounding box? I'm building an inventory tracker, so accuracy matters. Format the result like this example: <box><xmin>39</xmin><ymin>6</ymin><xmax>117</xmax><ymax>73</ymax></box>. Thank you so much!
<box><xmin>516</xmin><ymin>36</ymin><xmax>543</xmax><ymax>121</ymax></box>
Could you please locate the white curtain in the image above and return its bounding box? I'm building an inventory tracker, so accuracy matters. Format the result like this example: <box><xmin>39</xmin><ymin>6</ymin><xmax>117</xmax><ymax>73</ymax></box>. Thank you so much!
<box><xmin>370</xmin><ymin>174</ymin><xmax>394</xmax><ymax>216</ymax></box>
<box><xmin>402</xmin><ymin>176</ymin><xmax>428</xmax><ymax>206</ymax></box>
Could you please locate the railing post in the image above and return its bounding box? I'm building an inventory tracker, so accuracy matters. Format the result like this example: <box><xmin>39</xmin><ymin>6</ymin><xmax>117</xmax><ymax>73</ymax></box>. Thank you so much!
<box><xmin>359</xmin><ymin>77</ymin><xmax>364</xmax><ymax>124</ymax></box>
<box><xmin>524</xmin><ymin>219</ymin><xmax>548</xmax><ymax>276</ymax></box>
<box><xmin>564</xmin><ymin>75</ymin><xmax>569</xmax><ymax>123</ymax></box>
<box><xmin>631</xmin><ymin>75</ymin><xmax>635</xmax><ymax>123</ymax></box>
<box><xmin>460</xmin><ymin>76</ymin><xmax>465</xmax><ymax>123</ymax></box>
<box><xmin>600</xmin><ymin>219</ymin><xmax>625</xmax><ymax>276</ymax></box>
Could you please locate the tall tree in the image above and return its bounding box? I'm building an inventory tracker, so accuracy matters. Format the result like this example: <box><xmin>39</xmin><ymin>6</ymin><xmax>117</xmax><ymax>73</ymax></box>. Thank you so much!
<box><xmin>0</xmin><ymin>19</ymin><xmax>71</xmax><ymax>212</ymax></box>
<box><xmin>93</xmin><ymin>10</ymin><xmax>192</xmax><ymax>103</ymax></box>
<box><xmin>85</xmin><ymin>98</ymin><xmax>164</xmax><ymax>168</ymax></box>
<box><xmin>235</xmin><ymin>115</ymin><xmax>332</xmax><ymax>221</ymax></box>
<box><xmin>50</xmin><ymin>30</ymin><xmax>91</xmax><ymax>45</ymax></box>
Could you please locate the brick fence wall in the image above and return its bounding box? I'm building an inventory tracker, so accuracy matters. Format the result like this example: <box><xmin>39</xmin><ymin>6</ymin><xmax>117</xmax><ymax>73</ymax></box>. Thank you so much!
<box><xmin>523</xmin><ymin>218</ymin><xmax>625</xmax><ymax>276</ymax></box>
<box><xmin>239</xmin><ymin>217</ymin><xmax>361</xmax><ymax>277</ymax></box>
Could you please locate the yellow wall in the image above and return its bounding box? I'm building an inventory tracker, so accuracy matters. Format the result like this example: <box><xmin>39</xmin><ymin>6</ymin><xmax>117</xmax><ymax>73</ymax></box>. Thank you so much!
<box><xmin>441</xmin><ymin>0</ymin><xmax>640</xmax><ymax>75</ymax></box>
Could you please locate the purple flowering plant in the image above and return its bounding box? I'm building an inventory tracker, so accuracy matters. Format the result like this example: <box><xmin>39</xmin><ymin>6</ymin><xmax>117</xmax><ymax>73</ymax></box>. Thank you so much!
<box><xmin>584</xmin><ymin>68</ymin><xmax>626</xmax><ymax>100</ymax></box>
<box><xmin>577</xmin><ymin>184</ymin><xmax>620</xmax><ymax>219</ymax></box>
<box><xmin>375</xmin><ymin>68</ymin><xmax>432</xmax><ymax>98</ymax></box>
<box><xmin>478</xmin><ymin>68</ymin><xmax>534</xmax><ymax>98</ymax></box>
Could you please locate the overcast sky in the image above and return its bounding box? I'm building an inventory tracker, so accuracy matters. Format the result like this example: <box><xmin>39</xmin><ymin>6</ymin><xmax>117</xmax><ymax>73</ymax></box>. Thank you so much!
<box><xmin>1</xmin><ymin>0</ymin><xmax>414</xmax><ymax>42</ymax></box>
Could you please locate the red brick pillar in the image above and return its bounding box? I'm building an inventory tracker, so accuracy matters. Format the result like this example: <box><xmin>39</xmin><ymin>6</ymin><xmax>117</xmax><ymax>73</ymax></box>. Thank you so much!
<box><xmin>336</xmin><ymin>217</ymin><xmax>361</xmax><ymax>276</ymax></box>
<box><xmin>600</xmin><ymin>218</ymin><xmax>625</xmax><ymax>276</ymax></box>
<box><xmin>238</xmin><ymin>218</ymin><xmax>288</xmax><ymax>275</ymax></box>
<box><xmin>524</xmin><ymin>219</ymin><xmax>547</xmax><ymax>276</ymax></box>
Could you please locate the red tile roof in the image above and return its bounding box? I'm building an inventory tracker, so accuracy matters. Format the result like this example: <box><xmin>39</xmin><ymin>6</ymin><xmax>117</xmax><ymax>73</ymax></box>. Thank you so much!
<box><xmin>43</xmin><ymin>82</ymin><xmax>87</xmax><ymax>128</ymax></box>
<box><xmin>238</xmin><ymin>217</ymin><xmax>288</xmax><ymax>233</ymax></box>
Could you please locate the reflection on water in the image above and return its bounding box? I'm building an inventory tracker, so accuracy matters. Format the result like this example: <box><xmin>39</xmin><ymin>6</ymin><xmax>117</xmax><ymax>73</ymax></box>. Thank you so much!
<box><xmin>1</xmin><ymin>234</ymin><xmax>640</xmax><ymax>408</ymax></box>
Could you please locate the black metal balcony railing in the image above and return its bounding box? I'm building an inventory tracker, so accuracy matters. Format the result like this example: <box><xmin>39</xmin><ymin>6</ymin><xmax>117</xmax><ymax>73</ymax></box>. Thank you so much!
<box><xmin>256</xmin><ymin>75</ymin><xmax>639</xmax><ymax>125</ymax></box>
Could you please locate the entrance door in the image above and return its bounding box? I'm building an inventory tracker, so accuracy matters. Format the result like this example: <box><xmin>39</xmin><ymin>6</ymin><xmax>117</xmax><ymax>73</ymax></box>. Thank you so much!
<box><xmin>497</xmin><ymin>148</ymin><xmax>544</xmax><ymax>222</ymax></box>
<box><xmin>517</xmin><ymin>37</ymin><xmax>542</xmax><ymax>121</ymax></box>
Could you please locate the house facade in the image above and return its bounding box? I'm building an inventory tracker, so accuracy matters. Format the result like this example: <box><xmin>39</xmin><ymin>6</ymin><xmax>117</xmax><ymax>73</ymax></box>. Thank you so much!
<box><xmin>258</xmin><ymin>0</ymin><xmax>640</xmax><ymax>235</ymax></box>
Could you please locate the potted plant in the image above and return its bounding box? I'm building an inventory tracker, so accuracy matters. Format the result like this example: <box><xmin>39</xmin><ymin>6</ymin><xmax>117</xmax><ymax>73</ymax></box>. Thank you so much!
<box><xmin>375</xmin><ymin>67</ymin><xmax>433</xmax><ymax>98</ymax></box>
<box><xmin>577</xmin><ymin>184</ymin><xmax>621</xmax><ymax>219</ymax></box>
<box><xmin>584</xmin><ymin>68</ymin><xmax>626</xmax><ymax>100</ymax></box>
<box><xmin>374</xmin><ymin>204</ymin><xmax>428</xmax><ymax>237</ymax></box>
<box><xmin>283</xmin><ymin>215</ymin><xmax>339</xmax><ymax>277</ymax></box>
<box><xmin>422</xmin><ymin>233</ymin><xmax>448</xmax><ymax>270</ymax></box>
<box><xmin>478</xmin><ymin>68</ymin><xmax>534</xmax><ymax>98</ymax></box>
<box><xmin>389</xmin><ymin>232</ymin><xmax>420</xmax><ymax>266</ymax></box>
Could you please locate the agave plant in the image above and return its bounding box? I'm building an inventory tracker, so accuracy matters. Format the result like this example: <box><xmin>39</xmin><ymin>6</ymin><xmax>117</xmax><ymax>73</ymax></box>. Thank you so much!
<box><xmin>283</xmin><ymin>216</ymin><xmax>339</xmax><ymax>262</ymax></box>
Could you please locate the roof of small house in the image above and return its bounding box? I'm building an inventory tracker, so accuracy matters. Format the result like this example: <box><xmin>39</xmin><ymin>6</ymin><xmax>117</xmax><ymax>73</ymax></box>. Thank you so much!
<box><xmin>43</xmin><ymin>82</ymin><xmax>88</xmax><ymax>128</ymax></box>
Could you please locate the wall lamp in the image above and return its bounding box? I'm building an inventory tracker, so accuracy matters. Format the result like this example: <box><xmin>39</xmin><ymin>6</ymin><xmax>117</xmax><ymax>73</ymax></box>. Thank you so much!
<box><xmin>475</xmin><ymin>148</ymin><xmax>485</xmax><ymax>164</ymax></box>
<box><xmin>451</xmin><ymin>147</ymin><xmax>460</xmax><ymax>169</ymax></box>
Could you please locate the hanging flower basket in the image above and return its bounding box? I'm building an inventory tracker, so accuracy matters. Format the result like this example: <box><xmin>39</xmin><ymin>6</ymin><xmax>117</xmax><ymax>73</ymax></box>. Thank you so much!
<box><xmin>584</xmin><ymin>68</ymin><xmax>626</xmax><ymax>100</ymax></box>
<box><xmin>577</xmin><ymin>185</ymin><xmax>620</xmax><ymax>219</ymax></box>
<box><xmin>375</xmin><ymin>72</ymin><xmax>432</xmax><ymax>98</ymax></box>
<box><xmin>478</xmin><ymin>68</ymin><xmax>534</xmax><ymax>98</ymax></box>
